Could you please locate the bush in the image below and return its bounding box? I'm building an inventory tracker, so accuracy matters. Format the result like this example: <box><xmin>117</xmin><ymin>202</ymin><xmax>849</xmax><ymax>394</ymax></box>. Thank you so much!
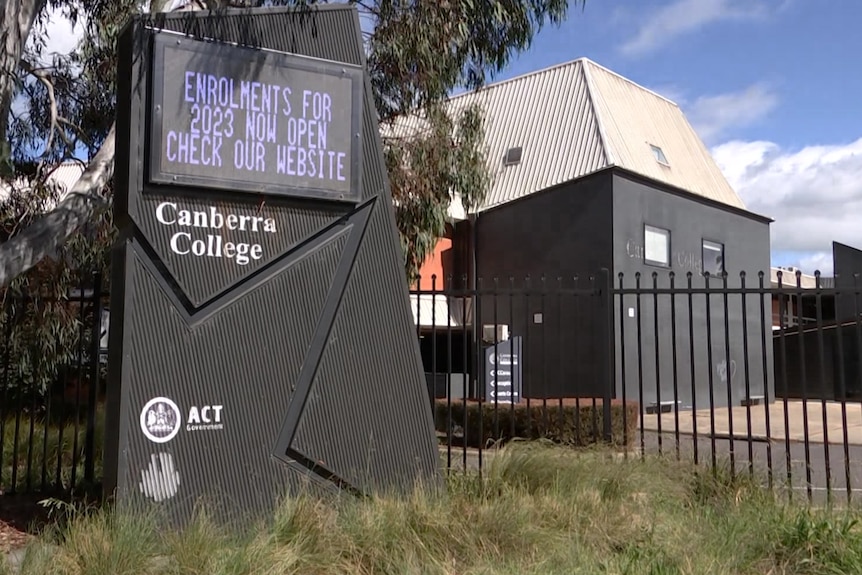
<box><xmin>433</xmin><ymin>397</ymin><xmax>639</xmax><ymax>449</ymax></box>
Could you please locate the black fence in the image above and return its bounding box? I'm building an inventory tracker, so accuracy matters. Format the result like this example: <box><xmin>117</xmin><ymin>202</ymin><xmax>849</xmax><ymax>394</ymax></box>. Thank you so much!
<box><xmin>0</xmin><ymin>272</ymin><xmax>107</xmax><ymax>496</ymax></box>
<box><xmin>415</xmin><ymin>269</ymin><xmax>862</xmax><ymax>504</ymax></box>
<box><xmin>5</xmin><ymin>267</ymin><xmax>862</xmax><ymax>505</ymax></box>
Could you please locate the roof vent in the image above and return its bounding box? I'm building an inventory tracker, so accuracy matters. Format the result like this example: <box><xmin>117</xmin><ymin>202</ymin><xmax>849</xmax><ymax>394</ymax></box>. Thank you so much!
<box><xmin>503</xmin><ymin>146</ymin><xmax>523</xmax><ymax>166</ymax></box>
<box><xmin>649</xmin><ymin>144</ymin><xmax>669</xmax><ymax>166</ymax></box>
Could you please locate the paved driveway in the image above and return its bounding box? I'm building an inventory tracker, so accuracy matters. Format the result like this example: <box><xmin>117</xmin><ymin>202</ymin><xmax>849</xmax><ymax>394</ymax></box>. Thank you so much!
<box><xmin>639</xmin><ymin>400</ymin><xmax>862</xmax><ymax>445</ymax></box>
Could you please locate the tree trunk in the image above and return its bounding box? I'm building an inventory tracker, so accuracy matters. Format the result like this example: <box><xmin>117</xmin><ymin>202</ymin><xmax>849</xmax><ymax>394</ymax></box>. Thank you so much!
<box><xmin>0</xmin><ymin>0</ymin><xmax>45</xmax><ymax>148</ymax></box>
<box><xmin>0</xmin><ymin>124</ymin><xmax>115</xmax><ymax>286</ymax></box>
<box><xmin>0</xmin><ymin>0</ymin><xmax>210</xmax><ymax>287</ymax></box>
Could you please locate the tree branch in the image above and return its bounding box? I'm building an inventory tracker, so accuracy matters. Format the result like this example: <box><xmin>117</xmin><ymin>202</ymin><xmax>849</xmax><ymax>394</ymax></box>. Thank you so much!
<box><xmin>0</xmin><ymin>0</ymin><xmax>212</xmax><ymax>287</ymax></box>
<box><xmin>21</xmin><ymin>59</ymin><xmax>73</xmax><ymax>163</ymax></box>
<box><xmin>0</xmin><ymin>0</ymin><xmax>48</xmax><ymax>149</ymax></box>
<box><xmin>0</xmin><ymin>123</ymin><xmax>115</xmax><ymax>286</ymax></box>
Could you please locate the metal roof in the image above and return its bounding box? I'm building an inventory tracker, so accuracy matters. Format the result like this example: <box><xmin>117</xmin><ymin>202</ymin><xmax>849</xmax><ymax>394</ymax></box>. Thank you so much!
<box><xmin>387</xmin><ymin>57</ymin><xmax>748</xmax><ymax>216</ymax></box>
<box><xmin>0</xmin><ymin>161</ymin><xmax>85</xmax><ymax>205</ymax></box>
<box><xmin>583</xmin><ymin>60</ymin><xmax>745</xmax><ymax>209</ymax></box>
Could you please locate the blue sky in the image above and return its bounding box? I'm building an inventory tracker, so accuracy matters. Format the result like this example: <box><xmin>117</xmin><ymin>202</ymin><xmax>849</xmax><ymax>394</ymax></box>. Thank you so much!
<box><xmin>491</xmin><ymin>0</ymin><xmax>862</xmax><ymax>276</ymax></box>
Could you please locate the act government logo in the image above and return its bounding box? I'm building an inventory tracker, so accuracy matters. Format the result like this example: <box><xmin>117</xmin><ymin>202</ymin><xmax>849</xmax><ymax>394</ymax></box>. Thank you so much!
<box><xmin>140</xmin><ymin>397</ymin><xmax>181</xmax><ymax>444</ymax></box>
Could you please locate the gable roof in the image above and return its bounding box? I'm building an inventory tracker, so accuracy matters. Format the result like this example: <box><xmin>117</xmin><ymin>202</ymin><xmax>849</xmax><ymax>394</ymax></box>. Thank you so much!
<box><xmin>389</xmin><ymin>57</ymin><xmax>748</xmax><ymax>217</ymax></box>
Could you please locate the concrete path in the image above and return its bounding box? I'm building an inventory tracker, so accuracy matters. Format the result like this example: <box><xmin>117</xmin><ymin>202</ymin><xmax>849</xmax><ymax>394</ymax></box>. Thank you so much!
<box><xmin>639</xmin><ymin>400</ymin><xmax>862</xmax><ymax>445</ymax></box>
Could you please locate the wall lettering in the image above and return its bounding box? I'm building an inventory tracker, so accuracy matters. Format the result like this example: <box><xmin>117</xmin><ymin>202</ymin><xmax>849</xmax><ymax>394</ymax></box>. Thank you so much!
<box><xmin>675</xmin><ymin>250</ymin><xmax>702</xmax><ymax>274</ymax></box>
<box><xmin>154</xmin><ymin>201</ymin><xmax>277</xmax><ymax>266</ymax></box>
<box><xmin>625</xmin><ymin>238</ymin><xmax>704</xmax><ymax>274</ymax></box>
<box><xmin>625</xmin><ymin>239</ymin><xmax>644</xmax><ymax>259</ymax></box>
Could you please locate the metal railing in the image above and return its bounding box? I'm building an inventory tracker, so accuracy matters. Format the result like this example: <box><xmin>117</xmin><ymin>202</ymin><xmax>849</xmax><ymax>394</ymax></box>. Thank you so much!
<box><xmin>414</xmin><ymin>269</ymin><xmax>862</xmax><ymax>504</ymax></box>
<box><xmin>0</xmin><ymin>272</ymin><xmax>107</xmax><ymax>496</ymax></box>
<box><xmin>5</xmin><ymin>266</ymin><xmax>862</xmax><ymax>505</ymax></box>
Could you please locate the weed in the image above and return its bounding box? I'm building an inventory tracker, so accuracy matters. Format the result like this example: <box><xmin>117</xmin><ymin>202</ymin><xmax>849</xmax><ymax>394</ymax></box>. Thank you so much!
<box><xmin>9</xmin><ymin>443</ymin><xmax>862</xmax><ymax>574</ymax></box>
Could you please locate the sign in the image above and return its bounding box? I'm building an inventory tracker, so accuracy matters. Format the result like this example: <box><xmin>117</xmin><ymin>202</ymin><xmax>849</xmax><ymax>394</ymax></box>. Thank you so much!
<box><xmin>484</xmin><ymin>337</ymin><xmax>523</xmax><ymax>403</ymax></box>
<box><xmin>105</xmin><ymin>8</ymin><xmax>442</xmax><ymax>529</ymax></box>
<box><xmin>149</xmin><ymin>33</ymin><xmax>363</xmax><ymax>202</ymax></box>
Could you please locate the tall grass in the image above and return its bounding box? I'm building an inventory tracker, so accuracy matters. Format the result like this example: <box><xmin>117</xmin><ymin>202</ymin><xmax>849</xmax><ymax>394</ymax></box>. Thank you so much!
<box><xmin>6</xmin><ymin>442</ymin><xmax>862</xmax><ymax>574</ymax></box>
<box><xmin>1</xmin><ymin>405</ymin><xmax>104</xmax><ymax>494</ymax></box>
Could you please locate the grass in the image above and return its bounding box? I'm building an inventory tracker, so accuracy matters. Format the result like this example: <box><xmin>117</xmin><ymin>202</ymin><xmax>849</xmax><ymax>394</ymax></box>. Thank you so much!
<box><xmin>5</xmin><ymin>442</ymin><xmax>862</xmax><ymax>574</ymax></box>
<box><xmin>1</xmin><ymin>405</ymin><xmax>104</xmax><ymax>495</ymax></box>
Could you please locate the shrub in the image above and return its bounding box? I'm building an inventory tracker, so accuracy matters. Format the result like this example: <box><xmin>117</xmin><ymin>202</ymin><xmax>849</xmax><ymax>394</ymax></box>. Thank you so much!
<box><xmin>433</xmin><ymin>397</ymin><xmax>639</xmax><ymax>449</ymax></box>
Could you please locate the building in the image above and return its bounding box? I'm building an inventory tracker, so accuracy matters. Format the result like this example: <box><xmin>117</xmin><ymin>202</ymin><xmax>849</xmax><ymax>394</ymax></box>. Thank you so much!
<box><xmin>772</xmin><ymin>242</ymin><xmax>862</xmax><ymax>400</ymax></box>
<box><xmin>399</xmin><ymin>58</ymin><xmax>775</xmax><ymax>410</ymax></box>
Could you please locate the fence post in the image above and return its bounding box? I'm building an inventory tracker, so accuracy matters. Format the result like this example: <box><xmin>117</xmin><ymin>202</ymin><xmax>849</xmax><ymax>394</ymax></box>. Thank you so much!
<box><xmin>600</xmin><ymin>268</ymin><xmax>614</xmax><ymax>443</ymax></box>
<box><xmin>84</xmin><ymin>271</ymin><xmax>103</xmax><ymax>485</ymax></box>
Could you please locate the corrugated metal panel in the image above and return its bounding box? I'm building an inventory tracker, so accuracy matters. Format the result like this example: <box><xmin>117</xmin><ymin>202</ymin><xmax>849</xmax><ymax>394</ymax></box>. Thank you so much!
<box><xmin>583</xmin><ymin>60</ymin><xmax>746</xmax><ymax>209</ymax></box>
<box><xmin>387</xmin><ymin>60</ymin><xmax>608</xmax><ymax>213</ymax></box>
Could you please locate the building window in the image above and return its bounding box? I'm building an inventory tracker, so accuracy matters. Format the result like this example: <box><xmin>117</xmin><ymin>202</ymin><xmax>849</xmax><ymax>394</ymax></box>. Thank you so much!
<box><xmin>644</xmin><ymin>225</ymin><xmax>670</xmax><ymax>267</ymax></box>
<box><xmin>649</xmin><ymin>144</ymin><xmax>669</xmax><ymax>166</ymax></box>
<box><xmin>702</xmin><ymin>240</ymin><xmax>725</xmax><ymax>277</ymax></box>
<box><xmin>504</xmin><ymin>146</ymin><xmax>523</xmax><ymax>166</ymax></box>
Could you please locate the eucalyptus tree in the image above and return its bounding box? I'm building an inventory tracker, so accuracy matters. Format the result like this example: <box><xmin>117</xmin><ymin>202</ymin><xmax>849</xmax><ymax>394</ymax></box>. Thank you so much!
<box><xmin>0</xmin><ymin>0</ymin><xmax>578</xmax><ymax>286</ymax></box>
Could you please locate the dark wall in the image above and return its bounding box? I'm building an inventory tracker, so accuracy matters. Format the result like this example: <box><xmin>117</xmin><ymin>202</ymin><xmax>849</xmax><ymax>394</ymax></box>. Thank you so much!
<box><xmin>774</xmin><ymin>325</ymin><xmax>862</xmax><ymax>401</ymax></box>
<box><xmin>612</xmin><ymin>172</ymin><xmax>774</xmax><ymax>410</ymax></box>
<box><xmin>833</xmin><ymin>242</ymin><xmax>862</xmax><ymax>323</ymax></box>
<box><xmin>471</xmin><ymin>170</ymin><xmax>614</xmax><ymax>399</ymax></box>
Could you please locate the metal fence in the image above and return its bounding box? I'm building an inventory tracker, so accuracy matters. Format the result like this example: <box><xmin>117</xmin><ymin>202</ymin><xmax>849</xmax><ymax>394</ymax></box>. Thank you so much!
<box><xmin>0</xmin><ymin>272</ymin><xmax>107</xmax><ymax>496</ymax></box>
<box><xmin>5</xmin><ymin>266</ymin><xmax>862</xmax><ymax>505</ymax></box>
<box><xmin>414</xmin><ymin>269</ymin><xmax>862</xmax><ymax>504</ymax></box>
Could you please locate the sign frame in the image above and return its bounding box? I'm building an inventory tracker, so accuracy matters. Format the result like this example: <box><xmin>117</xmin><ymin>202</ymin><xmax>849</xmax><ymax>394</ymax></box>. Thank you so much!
<box><xmin>147</xmin><ymin>30</ymin><xmax>364</xmax><ymax>203</ymax></box>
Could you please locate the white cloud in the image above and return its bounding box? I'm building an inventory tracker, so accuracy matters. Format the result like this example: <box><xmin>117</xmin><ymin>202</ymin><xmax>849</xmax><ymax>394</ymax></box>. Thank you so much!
<box><xmin>712</xmin><ymin>137</ymin><xmax>862</xmax><ymax>274</ymax></box>
<box><xmin>798</xmin><ymin>252</ymin><xmax>834</xmax><ymax>277</ymax></box>
<box><xmin>619</xmin><ymin>0</ymin><xmax>774</xmax><ymax>57</ymax></box>
<box><xmin>687</xmin><ymin>83</ymin><xmax>779</xmax><ymax>145</ymax></box>
<box><xmin>27</xmin><ymin>6</ymin><xmax>86</xmax><ymax>65</ymax></box>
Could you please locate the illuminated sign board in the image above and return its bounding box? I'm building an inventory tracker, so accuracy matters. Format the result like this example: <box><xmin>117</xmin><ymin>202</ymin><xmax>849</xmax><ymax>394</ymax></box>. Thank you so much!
<box><xmin>149</xmin><ymin>33</ymin><xmax>363</xmax><ymax>202</ymax></box>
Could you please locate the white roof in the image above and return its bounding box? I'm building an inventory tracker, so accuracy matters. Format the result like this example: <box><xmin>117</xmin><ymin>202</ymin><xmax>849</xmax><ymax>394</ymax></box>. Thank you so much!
<box><xmin>770</xmin><ymin>266</ymin><xmax>821</xmax><ymax>289</ymax></box>
<box><xmin>410</xmin><ymin>294</ymin><xmax>472</xmax><ymax>328</ymax></box>
<box><xmin>388</xmin><ymin>57</ymin><xmax>748</xmax><ymax>217</ymax></box>
<box><xmin>0</xmin><ymin>161</ymin><xmax>85</xmax><ymax>206</ymax></box>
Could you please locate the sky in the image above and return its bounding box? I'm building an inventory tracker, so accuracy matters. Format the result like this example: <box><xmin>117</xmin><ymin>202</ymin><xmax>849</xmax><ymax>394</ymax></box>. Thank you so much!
<box><xmin>32</xmin><ymin>0</ymin><xmax>862</xmax><ymax>276</ymax></box>
<box><xmin>491</xmin><ymin>0</ymin><xmax>862</xmax><ymax>276</ymax></box>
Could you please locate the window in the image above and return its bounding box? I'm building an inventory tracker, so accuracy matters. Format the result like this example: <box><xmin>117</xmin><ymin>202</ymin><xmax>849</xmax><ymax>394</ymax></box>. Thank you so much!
<box><xmin>649</xmin><ymin>144</ymin><xmax>669</xmax><ymax>166</ymax></box>
<box><xmin>702</xmin><ymin>240</ymin><xmax>725</xmax><ymax>277</ymax></box>
<box><xmin>504</xmin><ymin>146</ymin><xmax>523</xmax><ymax>166</ymax></box>
<box><xmin>644</xmin><ymin>225</ymin><xmax>670</xmax><ymax>267</ymax></box>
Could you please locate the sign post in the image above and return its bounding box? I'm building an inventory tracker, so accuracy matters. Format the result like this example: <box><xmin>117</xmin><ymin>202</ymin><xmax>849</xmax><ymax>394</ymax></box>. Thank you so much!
<box><xmin>104</xmin><ymin>6</ymin><xmax>442</xmax><ymax>526</ymax></box>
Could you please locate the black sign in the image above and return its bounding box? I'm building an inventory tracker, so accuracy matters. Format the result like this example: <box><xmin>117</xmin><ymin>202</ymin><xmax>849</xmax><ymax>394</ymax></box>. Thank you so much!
<box><xmin>105</xmin><ymin>9</ymin><xmax>442</xmax><ymax>528</ymax></box>
<box><xmin>148</xmin><ymin>33</ymin><xmax>363</xmax><ymax>202</ymax></box>
<box><xmin>484</xmin><ymin>337</ymin><xmax>522</xmax><ymax>403</ymax></box>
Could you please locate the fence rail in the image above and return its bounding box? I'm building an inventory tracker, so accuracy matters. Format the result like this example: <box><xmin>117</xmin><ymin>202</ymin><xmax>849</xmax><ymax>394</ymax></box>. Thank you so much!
<box><xmin>0</xmin><ymin>272</ymin><xmax>107</xmax><ymax>496</ymax></box>
<box><xmin>414</xmin><ymin>269</ymin><xmax>862</xmax><ymax>504</ymax></box>
<box><xmin>4</xmin><ymin>268</ymin><xmax>862</xmax><ymax>505</ymax></box>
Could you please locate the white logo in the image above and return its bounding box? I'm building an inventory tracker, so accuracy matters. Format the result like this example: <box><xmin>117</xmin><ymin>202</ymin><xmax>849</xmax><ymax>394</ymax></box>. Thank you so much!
<box><xmin>139</xmin><ymin>452</ymin><xmax>180</xmax><ymax>502</ymax></box>
<box><xmin>140</xmin><ymin>397</ymin><xmax>181</xmax><ymax>443</ymax></box>
<box><xmin>186</xmin><ymin>404</ymin><xmax>225</xmax><ymax>432</ymax></box>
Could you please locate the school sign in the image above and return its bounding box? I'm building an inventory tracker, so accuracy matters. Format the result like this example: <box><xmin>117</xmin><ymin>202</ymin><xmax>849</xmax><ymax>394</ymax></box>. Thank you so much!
<box><xmin>103</xmin><ymin>6</ymin><xmax>441</xmax><ymax>526</ymax></box>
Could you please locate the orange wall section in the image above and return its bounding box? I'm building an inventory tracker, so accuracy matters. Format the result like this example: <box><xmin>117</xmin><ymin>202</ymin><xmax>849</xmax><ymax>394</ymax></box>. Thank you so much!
<box><xmin>413</xmin><ymin>237</ymin><xmax>453</xmax><ymax>291</ymax></box>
